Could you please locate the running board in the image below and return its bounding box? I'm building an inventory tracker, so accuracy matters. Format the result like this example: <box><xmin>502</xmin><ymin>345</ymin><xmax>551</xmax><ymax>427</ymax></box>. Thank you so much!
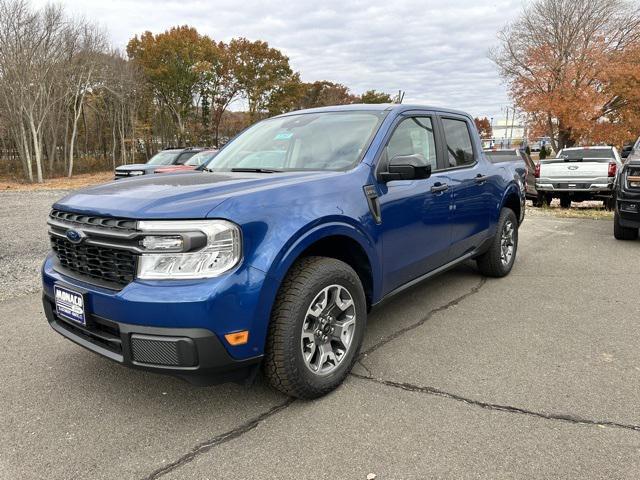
<box><xmin>373</xmin><ymin>250</ymin><xmax>478</xmax><ymax>308</ymax></box>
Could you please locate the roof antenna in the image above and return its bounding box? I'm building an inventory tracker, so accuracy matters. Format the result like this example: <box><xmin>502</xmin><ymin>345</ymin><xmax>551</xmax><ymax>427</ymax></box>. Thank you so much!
<box><xmin>394</xmin><ymin>90</ymin><xmax>405</xmax><ymax>104</ymax></box>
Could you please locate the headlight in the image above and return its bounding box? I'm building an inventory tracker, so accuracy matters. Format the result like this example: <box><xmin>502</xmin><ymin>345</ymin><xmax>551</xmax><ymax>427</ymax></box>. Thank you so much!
<box><xmin>137</xmin><ymin>220</ymin><xmax>241</xmax><ymax>280</ymax></box>
<box><xmin>129</xmin><ymin>170</ymin><xmax>145</xmax><ymax>176</ymax></box>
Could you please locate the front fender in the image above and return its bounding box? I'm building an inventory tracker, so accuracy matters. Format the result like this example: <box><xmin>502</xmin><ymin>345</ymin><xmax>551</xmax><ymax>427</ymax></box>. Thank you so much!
<box><xmin>245</xmin><ymin>218</ymin><xmax>381</xmax><ymax>357</ymax></box>
<box><xmin>267</xmin><ymin>218</ymin><xmax>380</xmax><ymax>290</ymax></box>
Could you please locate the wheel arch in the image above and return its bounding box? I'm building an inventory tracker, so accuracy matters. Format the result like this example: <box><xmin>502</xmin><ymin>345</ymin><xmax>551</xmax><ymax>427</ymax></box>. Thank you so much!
<box><xmin>500</xmin><ymin>182</ymin><xmax>524</xmax><ymax>224</ymax></box>
<box><xmin>266</xmin><ymin>221</ymin><xmax>380</xmax><ymax>309</ymax></box>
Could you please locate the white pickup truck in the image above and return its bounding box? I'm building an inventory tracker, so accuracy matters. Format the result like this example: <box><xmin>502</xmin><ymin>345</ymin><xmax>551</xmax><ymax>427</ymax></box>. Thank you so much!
<box><xmin>535</xmin><ymin>146</ymin><xmax>622</xmax><ymax>208</ymax></box>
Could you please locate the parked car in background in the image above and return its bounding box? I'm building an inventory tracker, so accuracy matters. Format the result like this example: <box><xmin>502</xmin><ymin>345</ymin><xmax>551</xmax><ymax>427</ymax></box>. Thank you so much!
<box><xmin>535</xmin><ymin>146</ymin><xmax>622</xmax><ymax>208</ymax></box>
<box><xmin>484</xmin><ymin>148</ymin><xmax>538</xmax><ymax>205</ymax></box>
<box><xmin>43</xmin><ymin>104</ymin><xmax>525</xmax><ymax>398</ymax></box>
<box><xmin>614</xmin><ymin>157</ymin><xmax>640</xmax><ymax>240</ymax></box>
<box><xmin>114</xmin><ymin>147</ymin><xmax>206</xmax><ymax>179</ymax></box>
<box><xmin>154</xmin><ymin>149</ymin><xmax>218</xmax><ymax>174</ymax></box>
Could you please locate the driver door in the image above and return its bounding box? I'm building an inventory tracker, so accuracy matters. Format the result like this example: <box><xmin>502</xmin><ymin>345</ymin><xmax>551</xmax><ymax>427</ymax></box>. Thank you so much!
<box><xmin>377</xmin><ymin>115</ymin><xmax>453</xmax><ymax>295</ymax></box>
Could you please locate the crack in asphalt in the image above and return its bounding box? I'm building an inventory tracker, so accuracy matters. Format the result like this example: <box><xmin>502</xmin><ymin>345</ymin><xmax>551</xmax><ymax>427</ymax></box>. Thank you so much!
<box><xmin>352</xmin><ymin>276</ymin><xmax>640</xmax><ymax>434</ymax></box>
<box><xmin>141</xmin><ymin>277</ymin><xmax>487</xmax><ymax>479</ymax></box>
<box><xmin>352</xmin><ymin>373</ymin><xmax>640</xmax><ymax>433</ymax></box>
<box><xmin>142</xmin><ymin>398</ymin><xmax>295</xmax><ymax>480</ymax></box>
<box><xmin>359</xmin><ymin>277</ymin><xmax>487</xmax><ymax>359</ymax></box>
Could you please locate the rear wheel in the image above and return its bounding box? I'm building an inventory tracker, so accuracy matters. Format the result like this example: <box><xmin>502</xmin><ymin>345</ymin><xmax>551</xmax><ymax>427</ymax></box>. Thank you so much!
<box><xmin>476</xmin><ymin>208</ymin><xmax>519</xmax><ymax>277</ymax></box>
<box><xmin>536</xmin><ymin>192</ymin><xmax>552</xmax><ymax>207</ymax></box>
<box><xmin>264</xmin><ymin>256</ymin><xmax>367</xmax><ymax>398</ymax></box>
<box><xmin>560</xmin><ymin>195</ymin><xmax>571</xmax><ymax>209</ymax></box>
<box><xmin>614</xmin><ymin>211</ymin><xmax>639</xmax><ymax>240</ymax></box>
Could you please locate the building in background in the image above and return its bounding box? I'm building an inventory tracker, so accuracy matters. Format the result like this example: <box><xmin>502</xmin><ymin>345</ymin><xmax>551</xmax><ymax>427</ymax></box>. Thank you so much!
<box><xmin>483</xmin><ymin>117</ymin><xmax>526</xmax><ymax>149</ymax></box>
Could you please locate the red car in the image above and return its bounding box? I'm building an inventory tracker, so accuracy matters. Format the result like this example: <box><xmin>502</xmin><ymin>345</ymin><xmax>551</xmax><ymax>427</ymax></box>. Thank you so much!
<box><xmin>154</xmin><ymin>149</ymin><xmax>219</xmax><ymax>174</ymax></box>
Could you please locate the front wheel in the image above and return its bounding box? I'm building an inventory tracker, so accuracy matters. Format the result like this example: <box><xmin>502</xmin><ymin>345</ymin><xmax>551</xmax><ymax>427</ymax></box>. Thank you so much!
<box><xmin>614</xmin><ymin>211</ymin><xmax>639</xmax><ymax>240</ymax></box>
<box><xmin>264</xmin><ymin>256</ymin><xmax>367</xmax><ymax>398</ymax></box>
<box><xmin>476</xmin><ymin>208</ymin><xmax>519</xmax><ymax>277</ymax></box>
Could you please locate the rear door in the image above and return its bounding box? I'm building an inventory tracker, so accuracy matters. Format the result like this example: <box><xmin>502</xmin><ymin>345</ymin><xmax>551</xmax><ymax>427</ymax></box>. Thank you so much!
<box><xmin>437</xmin><ymin>115</ymin><xmax>493</xmax><ymax>259</ymax></box>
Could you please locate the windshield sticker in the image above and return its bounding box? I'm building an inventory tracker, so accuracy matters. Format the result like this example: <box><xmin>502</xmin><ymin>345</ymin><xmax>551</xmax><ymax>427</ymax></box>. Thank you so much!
<box><xmin>274</xmin><ymin>132</ymin><xmax>293</xmax><ymax>140</ymax></box>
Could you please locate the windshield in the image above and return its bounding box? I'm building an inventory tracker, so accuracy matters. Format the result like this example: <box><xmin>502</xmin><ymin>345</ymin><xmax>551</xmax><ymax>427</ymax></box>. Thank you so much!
<box><xmin>185</xmin><ymin>150</ymin><xmax>217</xmax><ymax>167</ymax></box>
<box><xmin>206</xmin><ymin>111</ymin><xmax>386</xmax><ymax>172</ymax></box>
<box><xmin>147</xmin><ymin>151</ymin><xmax>180</xmax><ymax>166</ymax></box>
<box><xmin>554</xmin><ymin>148</ymin><xmax>614</xmax><ymax>162</ymax></box>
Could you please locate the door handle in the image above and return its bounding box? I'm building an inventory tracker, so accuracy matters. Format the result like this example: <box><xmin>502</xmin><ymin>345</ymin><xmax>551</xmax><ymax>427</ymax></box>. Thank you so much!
<box><xmin>431</xmin><ymin>183</ymin><xmax>449</xmax><ymax>193</ymax></box>
<box><xmin>475</xmin><ymin>174</ymin><xmax>489</xmax><ymax>184</ymax></box>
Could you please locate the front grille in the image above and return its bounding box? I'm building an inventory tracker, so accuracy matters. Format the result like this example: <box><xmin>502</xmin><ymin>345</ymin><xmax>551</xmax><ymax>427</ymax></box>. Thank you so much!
<box><xmin>50</xmin><ymin>209</ymin><xmax>136</xmax><ymax>231</ymax></box>
<box><xmin>51</xmin><ymin>235</ymin><xmax>136</xmax><ymax>286</ymax></box>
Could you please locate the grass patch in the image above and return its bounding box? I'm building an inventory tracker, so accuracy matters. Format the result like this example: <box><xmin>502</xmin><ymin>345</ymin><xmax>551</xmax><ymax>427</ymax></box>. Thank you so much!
<box><xmin>0</xmin><ymin>171</ymin><xmax>113</xmax><ymax>191</ymax></box>
<box><xmin>527</xmin><ymin>200</ymin><xmax>613</xmax><ymax>220</ymax></box>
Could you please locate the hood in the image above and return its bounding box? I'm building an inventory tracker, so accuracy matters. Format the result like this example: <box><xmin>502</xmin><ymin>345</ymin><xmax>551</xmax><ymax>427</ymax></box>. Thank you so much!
<box><xmin>54</xmin><ymin>170</ymin><xmax>340</xmax><ymax>219</ymax></box>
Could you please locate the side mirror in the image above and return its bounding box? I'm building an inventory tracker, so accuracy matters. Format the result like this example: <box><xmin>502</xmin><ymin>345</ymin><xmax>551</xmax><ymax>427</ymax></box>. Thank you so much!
<box><xmin>379</xmin><ymin>154</ymin><xmax>432</xmax><ymax>182</ymax></box>
<box><xmin>622</xmin><ymin>146</ymin><xmax>632</xmax><ymax>159</ymax></box>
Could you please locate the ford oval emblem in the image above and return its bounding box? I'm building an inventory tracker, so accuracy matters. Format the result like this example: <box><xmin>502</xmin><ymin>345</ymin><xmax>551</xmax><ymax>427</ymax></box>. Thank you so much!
<box><xmin>65</xmin><ymin>229</ymin><xmax>85</xmax><ymax>244</ymax></box>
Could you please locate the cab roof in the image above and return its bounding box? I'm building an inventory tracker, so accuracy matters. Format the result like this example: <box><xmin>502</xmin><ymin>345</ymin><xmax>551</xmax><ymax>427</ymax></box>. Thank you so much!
<box><xmin>276</xmin><ymin>103</ymin><xmax>471</xmax><ymax>118</ymax></box>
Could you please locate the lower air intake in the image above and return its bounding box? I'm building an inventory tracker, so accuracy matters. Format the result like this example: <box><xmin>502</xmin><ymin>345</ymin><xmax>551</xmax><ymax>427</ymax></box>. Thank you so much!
<box><xmin>130</xmin><ymin>334</ymin><xmax>197</xmax><ymax>367</ymax></box>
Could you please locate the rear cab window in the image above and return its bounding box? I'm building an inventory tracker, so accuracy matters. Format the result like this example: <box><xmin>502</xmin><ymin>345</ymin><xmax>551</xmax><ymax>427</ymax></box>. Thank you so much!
<box><xmin>441</xmin><ymin>118</ymin><xmax>475</xmax><ymax>168</ymax></box>
<box><xmin>549</xmin><ymin>148</ymin><xmax>615</xmax><ymax>163</ymax></box>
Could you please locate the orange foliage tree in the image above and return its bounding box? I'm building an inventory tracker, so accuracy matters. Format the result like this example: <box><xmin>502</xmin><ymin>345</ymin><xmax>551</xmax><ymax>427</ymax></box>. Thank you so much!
<box><xmin>492</xmin><ymin>0</ymin><xmax>640</xmax><ymax>150</ymax></box>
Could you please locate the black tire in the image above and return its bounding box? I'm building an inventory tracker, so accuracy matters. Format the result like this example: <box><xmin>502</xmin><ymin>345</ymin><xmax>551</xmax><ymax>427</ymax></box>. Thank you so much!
<box><xmin>536</xmin><ymin>192</ymin><xmax>552</xmax><ymax>207</ymax></box>
<box><xmin>614</xmin><ymin>211</ymin><xmax>639</xmax><ymax>240</ymax></box>
<box><xmin>560</xmin><ymin>195</ymin><xmax>571</xmax><ymax>209</ymax></box>
<box><xmin>603</xmin><ymin>197</ymin><xmax>615</xmax><ymax>211</ymax></box>
<box><xmin>532</xmin><ymin>195</ymin><xmax>543</xmax><ymax>207</ymax></box>
<box><xmin>263</xmin><ymin>256</ymin><xmax>367</xmax><ymax>398</ymax></box>
<box><xmin>476</xmin><ymin>208</ymin><xmax>519</xmax><ymax>278</ymax></box>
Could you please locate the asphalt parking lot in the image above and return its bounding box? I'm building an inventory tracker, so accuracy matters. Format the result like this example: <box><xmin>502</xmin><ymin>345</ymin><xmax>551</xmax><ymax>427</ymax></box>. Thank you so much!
<box><xmin>1</xmin><ymin>191</ymin><xmax>639</xmax><ymax>479</ymax></box>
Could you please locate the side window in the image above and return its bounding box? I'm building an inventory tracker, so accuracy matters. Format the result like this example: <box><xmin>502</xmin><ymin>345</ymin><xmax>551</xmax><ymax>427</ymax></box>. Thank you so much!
<box><xmin>177</xmin><ymin>151</ymin><xmax>197</xmax><ymax>165</ymax></box>
<box><xmin>385</xmin><ymin>117</ymin><xmax>437</xmax><ymax>171</ymax></box>
<box><xmin>442</xmin><ymin>118</ymin><xmax>475</xmax><ymax>168</ymax></box>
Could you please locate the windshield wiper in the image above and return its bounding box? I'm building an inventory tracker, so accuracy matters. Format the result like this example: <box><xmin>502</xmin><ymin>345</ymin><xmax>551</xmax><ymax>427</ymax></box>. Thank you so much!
<box><xmin>230</xmin><ymin>167</ymin><xmax>282</xmax><ymax>173</ymax></box>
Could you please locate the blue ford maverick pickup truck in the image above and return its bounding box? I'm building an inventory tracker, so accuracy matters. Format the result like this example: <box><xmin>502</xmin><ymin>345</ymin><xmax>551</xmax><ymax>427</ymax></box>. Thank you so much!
<box><xmin>42</xmin><ymin>104</ymin><xmax>525</xmax><ymax>398</ymax></box>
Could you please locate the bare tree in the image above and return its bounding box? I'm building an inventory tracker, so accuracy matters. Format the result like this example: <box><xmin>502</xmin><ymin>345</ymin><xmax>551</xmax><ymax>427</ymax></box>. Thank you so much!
<box><xmin>63</xmin><ymin>24</ymin><xmax>108</xmax><ymax>176</ymax></box>
<box><xmin>491</xmin><ymin>0</ymin><xmax>640</xmax><ymax>149</ymax></box>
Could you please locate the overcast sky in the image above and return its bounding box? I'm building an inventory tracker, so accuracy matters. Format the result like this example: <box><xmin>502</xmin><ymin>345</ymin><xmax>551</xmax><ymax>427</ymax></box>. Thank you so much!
<box><xmin>34</xmin><ymin>0</ymin><xmax>524</xmax><ymax>119</ymax></box>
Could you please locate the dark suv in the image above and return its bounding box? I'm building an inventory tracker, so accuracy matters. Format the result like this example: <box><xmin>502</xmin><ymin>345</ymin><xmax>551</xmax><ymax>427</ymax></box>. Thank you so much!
<box><xmin>114</xmin><ymin>147</ymin><xmax>205</xmax><ymax>179</ymax></box>
<box><xmin>614</xmin><ymin>159</ymin><xmax>640</xmax><ymax>240</ymax></box>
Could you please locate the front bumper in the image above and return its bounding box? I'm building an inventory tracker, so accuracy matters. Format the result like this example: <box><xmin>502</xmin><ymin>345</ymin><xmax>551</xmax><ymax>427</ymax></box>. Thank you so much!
<box><xmin>42</xmin><ymin>255</ymin><xmax>270</xmax><ymax>384</ymax></box>
<box><xmin>42</xmin><ymin>295</ymin><xmax>260</xmax><ymax>384</ymax></box>
<box><xmin>617</xmin><ymin>190</ymin><xmax>640</xmax><ymax>228</ymax></box>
